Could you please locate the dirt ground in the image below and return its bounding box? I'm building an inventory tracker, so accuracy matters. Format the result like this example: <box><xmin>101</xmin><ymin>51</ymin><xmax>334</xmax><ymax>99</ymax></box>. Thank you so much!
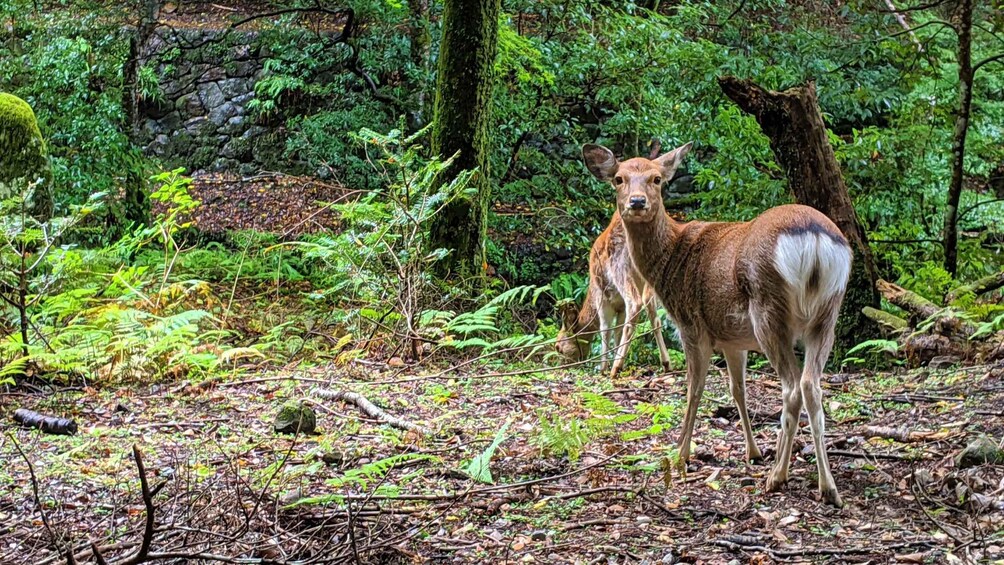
<box><xmin>3</xmin><ymin>358</ymin><xmax>1004</xmax><ymax>564</ymax></box>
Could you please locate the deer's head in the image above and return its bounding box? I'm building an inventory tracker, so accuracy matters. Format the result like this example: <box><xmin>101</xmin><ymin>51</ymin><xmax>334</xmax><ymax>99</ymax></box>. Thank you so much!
<box><xmin>582</xmin><ymin>142</ymin><xmax>693</xmax><ymax>224</ymax></box>
<box><xmin>554</xmin><ymin>301</ymin><xmax>590</xmax><ymax>361</ymax></box>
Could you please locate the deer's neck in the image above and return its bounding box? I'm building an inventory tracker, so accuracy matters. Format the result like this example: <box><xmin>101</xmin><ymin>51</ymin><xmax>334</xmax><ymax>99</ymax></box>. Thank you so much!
<box><xmin>623</xmin><ymin>211</ymin><xmax>683</xmax><ymax>303</ymax></box>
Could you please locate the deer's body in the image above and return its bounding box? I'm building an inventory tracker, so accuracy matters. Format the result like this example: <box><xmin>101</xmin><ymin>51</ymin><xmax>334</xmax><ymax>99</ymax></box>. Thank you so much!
<box><xmin>556</xmin><ymin>213</ymin><xmax>672</xmax><ymax>377</ymax></box>
<box><xmin>583</xmin><ymin>143</ymin><xmax>852</xmax><ymax>506</ymax></box>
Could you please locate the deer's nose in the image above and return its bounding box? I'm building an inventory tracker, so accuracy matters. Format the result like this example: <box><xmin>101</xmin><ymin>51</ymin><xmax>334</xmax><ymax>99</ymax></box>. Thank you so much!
<box><xmin>629</xmin><ymin>196</ymin><xmax>647</xmax><ymax>210</ymax></box>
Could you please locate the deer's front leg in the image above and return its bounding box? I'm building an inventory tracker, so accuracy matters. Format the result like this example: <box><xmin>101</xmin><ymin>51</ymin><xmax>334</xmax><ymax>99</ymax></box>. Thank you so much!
<box><xmin>722</xmin><ymin>347</ymin><xmax>762</xmax><ymax>463</ymax></box>
<box><xmin>676</xmin><ymin>340</ymin><xmax>711</xmax><ymax>464</ymax></box>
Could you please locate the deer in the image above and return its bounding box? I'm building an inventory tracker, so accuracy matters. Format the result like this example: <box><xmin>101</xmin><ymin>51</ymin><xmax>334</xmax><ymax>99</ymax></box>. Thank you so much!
<box><xmin>555</xmin><ymin>213</ymin><xmax>672</xmax><ymax>377</ymax></box>
<box><xmin>582</xmin><ymin>142</ymin><xmax>852</xmax><ymax>507</ymax></box>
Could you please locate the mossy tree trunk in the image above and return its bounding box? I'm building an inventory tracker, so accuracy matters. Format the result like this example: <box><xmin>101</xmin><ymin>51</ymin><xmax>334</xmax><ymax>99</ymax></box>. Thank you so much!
<box><xmin>718</xmin><ymin>76</ymin><xmax>880</xmax><ymax>352</ymax></box>
<box><xmin>427</xmin><ymin>0</ymin><xmax>501</xmax><ymax>283</ymax></box>
<box><xmin>120</xmin><ymin>0</ymin><xmax>160</xmax><ymax>227</ymax></box>
<box><xmin>943</xmin><ymin>0</ymin><xmax>973</xmax><ymax>278</ymax></box>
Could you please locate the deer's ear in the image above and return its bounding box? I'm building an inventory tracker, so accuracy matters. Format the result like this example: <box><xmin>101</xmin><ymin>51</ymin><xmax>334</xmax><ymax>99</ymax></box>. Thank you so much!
<box><xmin>654</xmin><ymin>142</ymin><xmax>693</xmax><ymax>178</ymax></box>
<box><xmin>582</xmin><ymin>144</ymin><xmax>618</xmax><ymax>182</ymax></box>
<box><xmin>558</xmin><ymin>302</ymin><xmax>579</xmax><ymax>329</ymax></box>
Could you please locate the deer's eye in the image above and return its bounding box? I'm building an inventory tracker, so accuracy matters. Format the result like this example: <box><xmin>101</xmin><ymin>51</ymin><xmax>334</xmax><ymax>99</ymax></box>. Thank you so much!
<box><xmin>653</xmin><ymin>177</ymin><xmax>662</xmax><ymax>185</ymax></box>
<box><xmin>614</xmin><ymin>177</ymin><xmax>624</xmax><ymax>186</ymax></box>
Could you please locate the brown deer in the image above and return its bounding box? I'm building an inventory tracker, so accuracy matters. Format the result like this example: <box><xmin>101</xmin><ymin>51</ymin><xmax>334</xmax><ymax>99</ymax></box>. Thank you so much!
<box><xmin>555</xmin><ymin>214</ymin><xmax>672</xmax><ymax>377</ymax></box>
<box><xmin>582</xmin><ymin>142</ymin><xmax>852</xmax><ymax>506</ymax></box>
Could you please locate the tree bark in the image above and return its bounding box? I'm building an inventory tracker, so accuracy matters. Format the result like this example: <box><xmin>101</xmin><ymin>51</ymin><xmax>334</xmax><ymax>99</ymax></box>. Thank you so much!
<box><xmin>120</xmin><ymin>0</ymin><xmax>161</xmax><ymax>227</ymax></box>
<box><xmin>427</xmin><ymin>0</ymin><xmax>501</xmax><ymax>283</ymax></box>
<box><xmin>943</xmin><ymin>0</ymin><xmax>974</xmax><ymax>277</ymax></box>
<box><xmin>718</xmin><ymin>76</ymin><xmax>880</xmax><ymax>350</ymax></box>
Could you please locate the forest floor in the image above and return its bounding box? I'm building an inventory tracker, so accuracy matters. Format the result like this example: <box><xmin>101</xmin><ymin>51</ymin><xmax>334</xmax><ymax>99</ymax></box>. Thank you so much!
<box><xmin>3</xmin><ymin>355</ymin><xmax>1004</xmax><ymax>564</ymax></box>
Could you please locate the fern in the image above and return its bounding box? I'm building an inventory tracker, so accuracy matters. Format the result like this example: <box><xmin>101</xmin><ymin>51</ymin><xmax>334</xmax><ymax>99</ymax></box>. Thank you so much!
<box><xmin>972</xmin><ymin>312</ymin><xmax>1004</xmax><ymax>340</ymax></box>
<box><xmin>463</xmin><ymin>421</ymin><xmax>511</xmax><ymax>484</ymax></box>
<box><xmin>285</xmin><ymin>453</ymin><xmax>440</xmax><ymax>507</ymax></box>
<box><xmin>532</xmin><ymin>413</ymin><xmax>593</xmax><ymax>463</ymax></box>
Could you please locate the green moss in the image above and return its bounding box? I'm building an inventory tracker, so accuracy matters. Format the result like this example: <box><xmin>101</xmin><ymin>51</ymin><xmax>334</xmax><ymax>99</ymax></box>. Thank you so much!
<box><xmin>0</xmin><ymin>92</ymin><xmax>53</xmax><ymax>220</ymax></box>
<box><xmin>273</xmin><ymin>401</ymin><xmax>317</xmax><ymax>435</ymax></box>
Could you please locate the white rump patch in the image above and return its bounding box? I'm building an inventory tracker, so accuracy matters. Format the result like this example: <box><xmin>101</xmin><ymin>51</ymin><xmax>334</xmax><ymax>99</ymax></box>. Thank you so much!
<box><xmin>773</xmin><ymin>232</ymin><xmax>852</xmax><ymax>320</ymax></box>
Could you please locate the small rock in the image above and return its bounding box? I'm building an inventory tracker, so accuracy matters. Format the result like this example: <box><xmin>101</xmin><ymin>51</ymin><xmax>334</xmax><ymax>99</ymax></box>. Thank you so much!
<box><xmin>636</xmin><ymin>515</ymin><xmax>652</xmax><ymax>524</ymax></box>
<box><xmin>485</xmin><ymin>529</ymin><xmax>504</xmax><ymax>543</ymax></box>
<box><xmin>928</xmin><ymin>355</ymin><xmax>961</xmax><ymax>370</ymax></box>
<box><xmin>661</xmin><ymin>551</ymin><xmax>677</xmax><ymax>564</ymax></box>
<box><xmin>956</xmin><ymin>435</ymin><xmax>1004</xmax><ymax>468</ymax></box>
<box><xmin>321</xmin><ymin>451</ymin><xmax>344</xmax><ymax>466</ymax></box>
<box><xmin>827</xmin><ymin>373</ymin><xmax>851</xmax><ymax>385</ymax></box>
<box><xmin>529</xmin><ymin>530</ymin><xmax>547</xmax><ymax>541</ymax></box>
<box><xmin>388</xmin><ymin>357</ymin><xmax>405</xmax><ymax>367</ymax></box>
<box><xmin>912</xmin><ymin>468</ymin><xmax>935</xmax><ymax>487</ymax></box>
<box><xmin>273</xmin><ymin>401</ymin><xmax>316</xmax><ymax>435</ymax></box>
<box><xmin>727</xmin><ymin>560</ymin><xmax>741</xmax><ymax>565</ymax></box>
<box><xmin>149</xmin><ymin>134</ymin><xmax>170</xmax><ymax>156</ymax></box>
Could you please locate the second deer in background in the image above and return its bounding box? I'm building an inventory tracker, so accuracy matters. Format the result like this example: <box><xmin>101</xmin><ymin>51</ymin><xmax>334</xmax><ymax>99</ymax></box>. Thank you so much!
<box><xmin>555</xmin><ymin>213</ymin><xmax>672</xmax><ymax>377</ymax></box>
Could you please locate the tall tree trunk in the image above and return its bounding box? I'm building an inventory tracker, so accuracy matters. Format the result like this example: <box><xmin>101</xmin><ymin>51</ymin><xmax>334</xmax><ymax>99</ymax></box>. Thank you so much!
<box><xmin>427</xmin><ymin>0</ymin><xmax>501</xmax><ymax>282</ymax></box>
<box><xmin>718</xmin><ymin>76</ymin><xmax>880</xmax><ymax>351</ymax></box>
<box><xmin>406</xmin><ymin>0</ymin><xmax>431</xmax><ymax>129</ymax></box>
<box><xmin>944</xmin><ymin>0</ymin><xmax>973</xmax><ymax>277</ymax></box>
<box><xmin>120</xmin><ymin>0</ymin><xmax>161</xmax><ymax>227</ymax></box>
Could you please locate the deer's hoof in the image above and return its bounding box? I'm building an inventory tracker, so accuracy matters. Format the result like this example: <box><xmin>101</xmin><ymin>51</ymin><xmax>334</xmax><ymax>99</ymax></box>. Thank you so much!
<box><xmin>820</xmin><ymin>487</ymin><xmax>843</xmax><ymax>508</ymax></box>
<box><xmin>661</xmin><ymin>362</ymin><xmax>671</xmax><ymax>373</ymax></box>
<box><xmin>746</xmin><ymin>445</ymin><xmax>764</xmax><ymax>463</ymax></box>
<box><xmin>765</xmin><ymin>470</ymin><xmax>788</xmax><ymax>492</ymax></box>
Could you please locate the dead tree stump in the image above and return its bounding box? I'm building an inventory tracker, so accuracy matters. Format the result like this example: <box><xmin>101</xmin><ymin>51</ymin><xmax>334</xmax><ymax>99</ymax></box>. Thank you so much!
<box><xmin>718</xmin><ymin>76</ymin><xmax>880</xmax><ymax>352</ymax></box>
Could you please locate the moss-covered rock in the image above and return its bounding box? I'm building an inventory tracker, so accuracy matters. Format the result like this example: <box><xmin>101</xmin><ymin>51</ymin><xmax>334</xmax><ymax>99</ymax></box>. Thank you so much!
<box><xmin>0</xmin><ymin>92</ymin><xmax>53</xmax><ymax>221</ymax></box>
<box><xmin>273</xmin><ymin>401</ymin><xmax>316</xmax><ymax>435</ymax></box>
<box><xmin>956</xmin><ymin>435</ymin><xmax>1004</xmax><ymax>469</ymax></box>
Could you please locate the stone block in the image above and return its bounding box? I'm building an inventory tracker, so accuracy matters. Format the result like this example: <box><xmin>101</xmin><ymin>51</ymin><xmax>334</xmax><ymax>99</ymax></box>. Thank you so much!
<box><xmin>197</xmin><ymin>82</ymin><xmax>225</xmax><ymax>110</ymax></box>
<box><xmin>208</xmin><ymin>101</ymin><xmax>238</xmax><ymax>126</ymax></box>
<box><xmin>175</xmin><ymin>92</ymin><xmax>205</xmax><ymax>116</ymax></box>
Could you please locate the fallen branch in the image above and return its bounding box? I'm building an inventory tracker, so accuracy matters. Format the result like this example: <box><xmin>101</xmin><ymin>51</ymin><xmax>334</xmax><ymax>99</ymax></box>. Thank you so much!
<box><xmin>314</xmin><ymin>389</ymin><xmax>431</xmax><ymax>435</ymax></box>
<box><xmin>862</xmin><ymin>425</ymin><xmax>954</xmax><ymax>443</ymax></box>
<box><xmin>828</xmin><ymin>449</ymin><xmax>923</xmax><ymax>461</ymax></box>
<box><xmin>13</xmin><ymin>408</ymin><xmax>78</xmax><ymax>435</ymax></box>
<box><xmin>561</xmin><ymin>518</ymin><xmax>627</xmax><ymax>532</ymax></box>
<box><xmin>863</xmin><ymin>306</ymin><xmax>908</xmax><ymax>334</ymax></box>
<box><xmin>712</xmin><ymin>538</ymin><xmax>937</xmax><ymax>559</ymax></box>
<box><xmin>946</xmin><ymin>269</ymin><xmax>1004</xmax><ymax>304</ymax></box>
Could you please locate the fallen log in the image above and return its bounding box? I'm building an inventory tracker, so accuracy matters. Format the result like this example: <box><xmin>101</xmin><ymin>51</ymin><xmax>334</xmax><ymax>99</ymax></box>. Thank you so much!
<box><xmin>13</xmin><ymin>409</ymin><xmax>78</xmax><ymax>435</ymax></box>
<box><xmin>876</xmin><ymin>279</ymin><xmax>977</xmax><ymax>337</ymax></box>
<box><xmin>314</xmin><ymin>389</ymin><xmax>431</xmax><ymax>435</ymax></box>
<box><xmin>862</xmin><ymin>425</ymin><xmax>954</xmax><ymax>443</ymax></box>
<box><xmin>946</xmin><ymin>269</ymin><xmax>1004</xmax><ymax>304</ymax></box>
<box><xmin>862</xmin><ymin>306</ymin><xmax>908</xmax><ymax>334</ymax></box>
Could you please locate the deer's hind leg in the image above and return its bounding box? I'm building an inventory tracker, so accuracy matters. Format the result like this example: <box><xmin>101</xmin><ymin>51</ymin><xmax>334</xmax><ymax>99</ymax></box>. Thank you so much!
<box><xmin>800</xmin><ymin>300</ymin><xmax>843</xmax><ymax>506</ymax></box>
<box><xmin>643</xmin><ymin>286</ymin><xmax>672</xmax><ymax>373</ymax></box>
<box><xmin>750</xmin><ymin>300</ymin><xmax>802</xmax><ymax>493</ymax></box>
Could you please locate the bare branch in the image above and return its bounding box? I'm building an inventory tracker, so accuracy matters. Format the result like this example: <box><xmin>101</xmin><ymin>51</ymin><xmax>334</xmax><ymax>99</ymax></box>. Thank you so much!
<box><xmin>974</xmin><ymin>51</ymin><xmax>1004</xmax><ymax>73</ymax></box>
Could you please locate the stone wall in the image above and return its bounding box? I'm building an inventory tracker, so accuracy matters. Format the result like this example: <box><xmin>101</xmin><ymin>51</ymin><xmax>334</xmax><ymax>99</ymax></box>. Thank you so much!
<box><xmin>137</xmin><ymin>28</ymin><xmax>278</xmax><ymax>175</ymax></box>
